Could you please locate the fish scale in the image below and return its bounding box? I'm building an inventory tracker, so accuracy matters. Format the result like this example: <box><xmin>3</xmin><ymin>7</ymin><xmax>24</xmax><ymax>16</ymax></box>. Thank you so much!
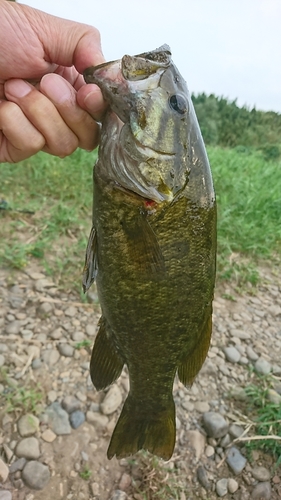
<box><xmin>83</xmin><ymin>45</ymin><xmax>216</xmax><ymax>460</ymax></box>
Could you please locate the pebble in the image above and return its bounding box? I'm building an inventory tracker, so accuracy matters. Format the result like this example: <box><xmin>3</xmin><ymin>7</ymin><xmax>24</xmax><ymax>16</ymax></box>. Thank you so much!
<box><xmin>62</xmin><ymin>395</ymin><xmax>81</xmax><ymax>413</ymax></box>
<box><xmin>202</xmin><ymin>412</ymin><xmax>229</xmax><ymax>438</ymax></box>
<box><xmin>229</xmin><ymin>328</ymin><xmax>250</xmax><ymax>340</ymax></box>
<box><xmin>47</xmin><ymin>390</ymin><xmax>58</xmax><ymax>403</ymax></box>
<box><xmin>100</xmin><ymin>385</ymin><xmax>122</xmax><ymax>415</ymax></box>
<box><xmin>186</xmin><ymin>430</ymin><xmax>206</xmax><ymax>460</ymax></box>
<box><xmin>15</xmin><ymin>437</ymin><xmax>40</xmax><ymax>460</ymax></box>
<box><xmin>17</xmin><ymin>414</ymin><xmax>39</xmax><ymax>437</ymax></box>
<box><xmin>0</xmin><ymin>491</ymin><xmax>12</xmax><ymax>500</ymax></box>
<box><xmin>70</xmin><ymin>410</ymin><xmax>85</xmax><ymax>429</ymax></box>
<box><xmin>9</xmin><ymin>457</ymin><xmax>26</xmax><ymax>473</ymax></box>
<box><xmin>0</xmin><ymin>354</ymin><xmax>5</xmax><ymax>367</ymax></box>
<box><xmin>246</xmin><ymin>345</ymin><xmax>259</xmax><ymax>361</ymax></box>
<box><xmin>41</xmin><ymin>429</ymin><xmax>56</xmax><ymax>443</ymax></box>
<box><xmin>227</xmin><ymin>478</ymin><xmax>239</xmax><ymax>493</ymax></box>
<box><xmin>0</xmin><ymin>458</ymin><xmax>9</xmax><ymax>482</ymax></box>
<box><xmin>216</xmin><ymin>478</ymin><xmax>228</xmax><ymax>497</ymax></box>
<box><xmin>85</xmin><ymin>324</ymin><xmax>96</xmax><ymax>336</ymax></box>
<box><xmin>5</xmin><ymin>320</ymin><xmax>21</xmax><ymax>335</ymax></box>
<box><xmin>254</xmin><ymin>357</ymin><xmax>271</xmax><ymax>375</ymax></box>
<box><xmin>223</xmin><ymin>346</ymin><xmax>241</xmax><ymax>363</ymax></box>
<box><xmin>205</xmin><ymin>445</ymin><xmax>215</xmax><ymax>458</ymax></box>
<box><xmin>251</xmin><ymin>466</ymin><xmax>271</xmax><ymax>482</ymax></box>
<box><xmin>196</xmin><ymin>465</ymin><xmax>210</xmax><ymax>491</ymax></box>
<box><xmin>251</xmin><ymin>481</ymin><xmax>271</xmax><ymax>500</ymax></box>
<box><xmin>229</xmin><ymin>424</ymin><xmax>244</xmax><ymax>438</ymax></box>
<box><xmin>41</xmin><ymin>349</ymin><xmax>60</xmax><ymax>366</ymax></box>
<box><xmin>267</xmin><ymin>388</ymin><xmax>281</xmax><ymax>404</ymax></box>
<box><xmin>22</xmin><ymin>460</ymin><xmax>50</xmax><ymax>490</ymax></box>
<box><xmin>58</xmin><ymin>343</ymin><xmax>74</xmax><ymax>357</ymax></box>
<box><xmin>64</xmin><ymin>306</ymin><xmax>77</xmax><ymax>317</ymax></box>
<box><xmin>111</xmin><ymin>491</ymin><xmax>128</xmax><ymax>500</ymax></box>
<box><xmin>44</xmin><ymin>402</ymin><xmax>71</xmax><ymax>435</ymax></box>
<box><xmin>86</xmin><ymin>411</ymin><xmax>109</xmax><ymax>428</ymax></box>
<box><xmin>226</xmin><ymin>446</ymin><xmax>247</xmax><ymax>474</ymax></box>
<box><xmin>119</xmin><ymin>472</ymin><xmax>131</xmax><ymax>490</ymax></box>
<box><xmin>194</xmin><ymin>401</ymin><xmax>210</xmax><ymax>413</ymax></box>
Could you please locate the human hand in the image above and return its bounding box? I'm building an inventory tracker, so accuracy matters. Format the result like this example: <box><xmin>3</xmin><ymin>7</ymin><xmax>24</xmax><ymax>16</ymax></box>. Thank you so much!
<box><xmin>0</xmin><ymin>0</ymin><xmax>106</xmax><ymax>163</ymax></box>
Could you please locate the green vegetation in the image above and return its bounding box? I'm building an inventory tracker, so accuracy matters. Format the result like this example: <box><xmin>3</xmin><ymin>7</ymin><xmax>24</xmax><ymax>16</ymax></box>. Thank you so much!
<box><xmin>0</xmin><ymin>370</ymin><xmax>43</xmax><ymax>414</ymax></box>
<box><xmin>79</xmin><ymin>465</ymin><xmax>92</xmax><ymax>480</ymax></box>
<box><xmin>244</xmin><ymin>378</ymin><xmax>281</xmax><ymax>467</ymax></box>
<box><xmin>1</xmin><ymin>142</ymin><xmax>280</xmax><ymax>287</ymax></box>
<box><xmin>192</xmin><ymin>93</ymin><xmax>281</xmax><ymax>156</ymax></box>
<box><xmin>74</xmin><ymin>339</ymin><xmax>92</xmax><ymax>349</ymax></box>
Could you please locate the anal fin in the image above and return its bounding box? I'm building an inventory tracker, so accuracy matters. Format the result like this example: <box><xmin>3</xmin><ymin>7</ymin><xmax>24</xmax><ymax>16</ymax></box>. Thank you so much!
<box><xmin>178</xmin><ymin>310</ymin><xmax>212</xmax><ymax>386</ymax></box>
<box><xmin>90</xmin><ymin>317</ymin><xmax>124</xmax><ymax>390</ymax></box>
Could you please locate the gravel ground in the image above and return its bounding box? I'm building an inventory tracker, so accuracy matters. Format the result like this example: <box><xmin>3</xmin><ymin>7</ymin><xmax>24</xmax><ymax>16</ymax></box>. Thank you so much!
<box><xmin>0</xmin><ymin>263</ymin><xmax>280</xmax><ymax>500</ymax></box>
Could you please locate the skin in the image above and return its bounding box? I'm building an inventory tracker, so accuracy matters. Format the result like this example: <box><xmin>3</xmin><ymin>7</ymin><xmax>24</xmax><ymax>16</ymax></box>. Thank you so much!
<box><xmin>0</xmin><ymin>0</ymin><xmax>107</xmax><ymax>163</ymax></box>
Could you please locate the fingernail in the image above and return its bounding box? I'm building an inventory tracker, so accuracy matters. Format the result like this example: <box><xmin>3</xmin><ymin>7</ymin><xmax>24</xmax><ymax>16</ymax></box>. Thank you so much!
<box><xmin>5</xmin><ymin>79</ymin><xmax>33</xmax><ymax>98</ymax></box>
<box><xmin>41</xmin><ymin>74</ymin><xmax>72</xmax><ymax>104</ymax></box>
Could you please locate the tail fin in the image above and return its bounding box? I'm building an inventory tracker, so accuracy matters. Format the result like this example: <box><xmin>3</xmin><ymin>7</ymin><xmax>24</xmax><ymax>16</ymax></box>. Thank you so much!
<box><xmin>107</xmin><ymin>395</ymin><xmax>175</xmax><ymax>460</ymax></box>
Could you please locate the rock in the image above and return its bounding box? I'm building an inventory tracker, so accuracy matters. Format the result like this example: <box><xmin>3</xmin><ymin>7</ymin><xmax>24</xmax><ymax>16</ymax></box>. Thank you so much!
<box><xmin>119</xmin><ymin>472</ymin><xmax>131</xmax><ymax>490</ymax></box>
<box><xmin>32</xmin><ymin>358</ymin><xmax>42</xmax><ymax>369</ymax></box>
<box><xmin>90</xmin><ymin>482</ymin><xmax>100</xmax><ymax>496</ymax></box>
<box><xmin>0</xmin><ymin>354</ymin><xmax>5</xmax><ymax>367</ymax></box>
<box><xmin>229</xmin><ymin>328</ymin><xmax>250</xmax><ymax>340</ymax></box>
<box><xmin>70</xmin><ymin>410</ymin><xmax>85</xmax><ymax>429</ymax></box>
<box><xmin>47</xmin><ymin>390</ymin><xmax>58</xmax><ymax>403</ymax></box>
<box><xmin>251</xmin><ymin>481</ymin><xmax>271</xmax><ymax>500</ymax></box>
<box><xmin>111</xmin><ymin>491</ymin><xmax>127</xmax><ymax>500</ymax></box>
<box><xmin>41</xmin><ymin>349</ymin><xmax>60</xmax><ymax>366</ymax></box>
<box><xmin>251</xmin><ymin>466</ymin><xmax>271</xmax><ymax>482</ymax></box>
<box><xmin>17</xmin><ymin>414</ymin><xmax>39</xmax><ymax>437</ymax></box>
<box><xmin>39</xmin><ymin>302</ymin><xmax>53</xmax><ymax>314</ymax></box>
<box><xmin>85</xmin><ymin>324</ymin><xmax>96</xmax><ymax>336</ymax></box>
<box><xmin>227</xmin><ymin>478</ymin><xmax>239</xmax><ymax>493</ymax></box>
<box><xmin>0</xmin><ymin>458</ymin><xmax>9</xmax><ymax>482</ymax></box>
<box><xmin>22</xmin><ymin>460</ymin><xmax>50</xmax><ymax>490</ymax></box>
<box><xmin>86</xmin><ymin>411</ymin><xmax>109</xmax><ymax>428</ymax></box>
<box><xmin>197</xmin><ymin>465</ymin><xmax>210</xmax><ymax>490</ymax></box>
<box><xmin>62</xmin><ymin>395</ymin><xmax>81</xmax><ymax>413</ymax></box>
<box><xmin>15</xmin><ymin>437</ymin><xmax>40</xmax><ymax>460</ymax></box>
<box><xmin>194</xmin><ymin>401</ymin><xmax>210</xmax><ymax>413</ymax></box>
<box><xmin>220</xmin><ymin>434</ymin><xmax>232</xmax><ymax>448</ymax></box>
<box><xmin>254</xmin><ymin>357</ymin><xmax>271</xmax><ymax>375</ymax></box>
<box><xmin>226</xmin><ymin>446</ymin><xmax>247</xmax><ymax>474</ymax></box>
<box><xmin>205</xmin><ymin>445</ymin><xmax>215</xmax><ymax>458</ymax></box>
<box><xmin>246</xmin><ymin>346</ymin><xmax>259</xmax><ymax>361</ymax></box>
<box><xmin>186</xmin><ymin>430</ymin><xmax>206</xmax><ymax>461</ymax></box>
<box><xmin>229</xmin><ymin>387</ymin><xmax>248</xmax><ymax>401</ymax></box>
<box><xmin>229</xmin><ymin>424</ymin><xmax>244</xmax><ymax>439</ymax></box>
<box><xmin>9</xmin><ymin>458</ymin><xmax>26</xmax><ymax>473</ymax></box>
<box><xmin>223</xmin><ymin>346</ymin><xmax>241</xmax><ymax>363</ymax></box>
<box><xmin>5</xmin><ymin>320</ymin><xmax>21</xmax><ymax>335</ymax></box>
<box><xmin>267</xmin><ymin>389</ymin><xmax>281</xmax><ymax>405</ymax></box>
<box><xmin>0</xmin><ymin>491</ymin><xmax>12</xmax><ymax>500</ymax></box>
<box><xmin>50</xmin><ymin>327</ymin><xmax>63</xmax><ymax>340</ymax></box>
<box><xmin>100</xmin><ymin>385</ymin><xmax>122</xmax><ymax>415</ymax></box>
<box><xmin>216</xmin><ymin>478</ymin><xmax>228</xmax><ymax>497</ymax></box>
<box><xmin>202</xmin><ymin>412</ymin><xmax>229</xmax><ymax>438</ymax></box>
<box><xmin>58</xmin><ymin>343</ymin><xmax>74</xmax><ymax>357</ymax></box>
<box><xmin>64</xmin><ymin>306</ymin><xmax>77</xmax><ymax>317</ymax></box>
<box><xmin>44</xmin><ymin>402</ymin><xmax>71</xmax><ymax>435</ymax></box>
<box><xmin>41</xmin><ymin>429</ymin><xmax>56</xmax><ymax>443</ymax></box>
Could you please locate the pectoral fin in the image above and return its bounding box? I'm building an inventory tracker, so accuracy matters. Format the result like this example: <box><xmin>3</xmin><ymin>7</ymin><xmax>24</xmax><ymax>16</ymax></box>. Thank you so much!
<box><xmin>123</xmin><ymin>213</ymin><xmax>165</xmax><ymax>276</ymax></box>
<box><xmin>90</xmin><ymin>316</ymin><xmax>124</xmax><ymax>390</ymax></box>
<box><xmin>82</xmin><ymin>226</ymin><xmax>98</xmax><ymax>292</ymax></box>
<box><xmin>178</xmin><ymin>309</ymin><xmax>212</xmax><ymax>386</ymax></box>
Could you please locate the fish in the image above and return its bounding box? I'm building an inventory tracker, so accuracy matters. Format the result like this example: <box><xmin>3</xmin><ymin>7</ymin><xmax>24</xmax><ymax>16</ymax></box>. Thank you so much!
<box><xmin>83</xmin><ymin>45</ymin><xmax>216</xmax><ymax>461</ymax></box>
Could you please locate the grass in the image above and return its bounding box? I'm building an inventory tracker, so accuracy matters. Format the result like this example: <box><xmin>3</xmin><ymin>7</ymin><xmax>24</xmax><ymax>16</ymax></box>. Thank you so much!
<box><xmin>79</xmin><ymin>465</ymin><xmax>92</xmax><ymax>480</ymax></box>
<box><xmin>244</xmin><ymin>378</ymin><xmax>281</xmax><ymax>467</ymax></box>
<box><xmin>0</xmin><ymin>369</ymin><xmax>43</xmax><ymax>414</ymax></box>
<box><xmin>0</xmin><ymin>146</ymin><xmax>280</xmax><ymax>287</ymax></box>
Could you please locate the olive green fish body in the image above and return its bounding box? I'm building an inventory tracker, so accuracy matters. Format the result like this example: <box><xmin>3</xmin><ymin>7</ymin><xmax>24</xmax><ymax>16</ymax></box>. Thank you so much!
<box><xmin>83</xmin><ymin>46</ymin><xmax>216</xmax><ymax>460</ymax></box>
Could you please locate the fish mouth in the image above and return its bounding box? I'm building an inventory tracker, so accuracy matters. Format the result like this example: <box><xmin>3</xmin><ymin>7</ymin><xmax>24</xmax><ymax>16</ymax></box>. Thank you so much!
<box><xmin>84</xmin><ymin>44</ymin><xmax>171</xmax><ymax>84</ymax></box>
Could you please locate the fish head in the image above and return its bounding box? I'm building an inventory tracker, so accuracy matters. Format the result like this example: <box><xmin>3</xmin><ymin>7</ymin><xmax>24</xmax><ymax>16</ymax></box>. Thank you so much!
<box><xmin>84</xmin><ymin>46</ymin><xmax>210</xmax><ymax>204</ymax></box>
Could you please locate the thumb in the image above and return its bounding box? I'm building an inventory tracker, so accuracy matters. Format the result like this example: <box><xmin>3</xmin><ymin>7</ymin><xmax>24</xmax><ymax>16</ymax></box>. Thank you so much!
<box><xmin>20</xmin><ymin>3</ymin><xmax>105</xmax><ymax>73</ymax></box>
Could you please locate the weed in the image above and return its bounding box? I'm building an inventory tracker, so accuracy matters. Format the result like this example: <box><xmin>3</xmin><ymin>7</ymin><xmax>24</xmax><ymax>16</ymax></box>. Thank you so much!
<box><xmin>75</xmin><ymin>339</ymin><xmax>92</xmax><ymax>350</ymax></box>
<box><xmin>79</xmin><ymin>465</ymin><xmax>92</xmax><ymax>480</ymax></box>
<box><xmin>244</xmin><ymin>379</ymin><xmax>281</xmax><ymax>466</ymax></box>
<box><xmin>3</xmin><ymin>384</ymin><xmax>43</xmax><ymax>414</ymax></box>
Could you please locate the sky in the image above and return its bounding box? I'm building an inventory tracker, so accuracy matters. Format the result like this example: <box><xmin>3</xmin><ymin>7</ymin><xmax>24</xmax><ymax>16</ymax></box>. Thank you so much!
<box><xmin>23</xmin><ymin>0</ymin><xmax>281</xmax><ymax>113</ymax></box>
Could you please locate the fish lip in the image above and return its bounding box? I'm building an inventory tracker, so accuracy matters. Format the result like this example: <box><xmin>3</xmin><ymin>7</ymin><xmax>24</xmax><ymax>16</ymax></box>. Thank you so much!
<box><xmin>84</xmin><ymin>59</ymin><xmax>119</xmax><ymax>83</ymax></box>
<box><xmin>134</xmin><ymin>136</ymin><xmax>176</xmax><ymax>158</ymax></box>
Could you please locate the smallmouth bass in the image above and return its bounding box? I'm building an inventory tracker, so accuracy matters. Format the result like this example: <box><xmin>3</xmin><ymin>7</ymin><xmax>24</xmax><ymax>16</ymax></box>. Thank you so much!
<box><xmin>83</xmin><ymin>45</ymin><xmax>216</xmax><ymax>460</ymax></box>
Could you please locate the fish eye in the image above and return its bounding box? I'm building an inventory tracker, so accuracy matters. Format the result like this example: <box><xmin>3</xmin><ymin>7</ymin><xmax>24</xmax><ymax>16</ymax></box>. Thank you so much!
<box><xmin>169</xmin><ymin>94</ymin><xmax>187</xmax><ymax>114</ymax></box>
